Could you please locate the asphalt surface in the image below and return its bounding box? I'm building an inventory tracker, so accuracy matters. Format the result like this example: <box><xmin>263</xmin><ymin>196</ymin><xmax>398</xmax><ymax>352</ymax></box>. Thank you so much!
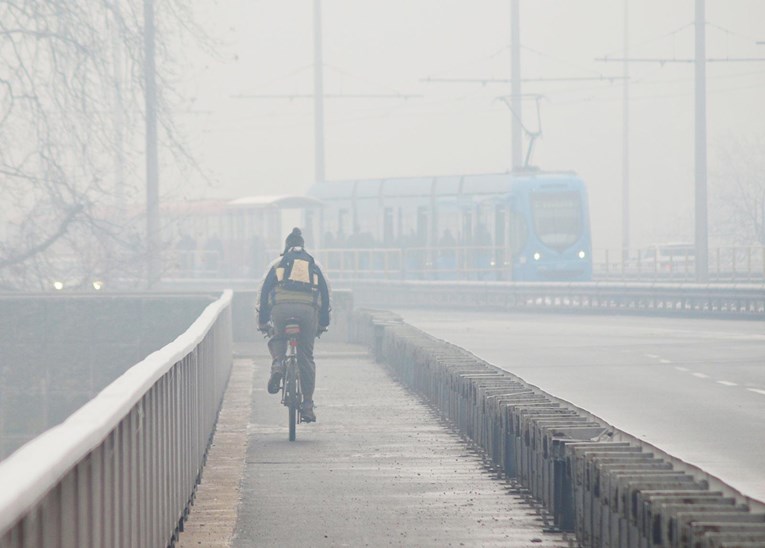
<box><xmin>231</xmin><ymin>342</ymin><xmax>571</xmax><ymax>548</ymax></box>
<box><xmin>396</xmin><ymin>309</ymin><xmax>765</xmax><ymax>503</ymax></box>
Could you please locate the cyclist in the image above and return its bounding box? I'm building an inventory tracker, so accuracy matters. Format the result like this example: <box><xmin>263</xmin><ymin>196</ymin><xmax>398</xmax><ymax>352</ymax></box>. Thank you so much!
<box><xmin>258</xmin><ymin>227</ymin><xmax>331</xmax><ymax>422</ymax></box>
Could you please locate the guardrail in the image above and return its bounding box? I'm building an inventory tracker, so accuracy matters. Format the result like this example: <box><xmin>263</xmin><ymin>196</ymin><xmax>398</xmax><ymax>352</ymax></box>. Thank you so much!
<box><xmin>594</xmin><ymin>246</ymin><xmax>765</xmax><ymax>283</ymax></box>
<box><xmin>354</xmin><ymin>310</ymin><xmax>765</xmax><ymax>547</ymax></box>
<box><xmin>0</xmin><ymin>291</ymin><xmax>233</xmax><ymax>548</ymax></box>
<box><xmin>338</xmin><ymin>280</ymin><xmax>765</xmax><ymax>319</ymax></box>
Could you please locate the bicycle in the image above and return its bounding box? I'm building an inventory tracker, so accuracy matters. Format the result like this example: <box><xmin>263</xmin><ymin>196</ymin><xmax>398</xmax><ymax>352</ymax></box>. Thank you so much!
<box><xmin>281</xmin><ymin>320</ymin><xmax>303</xmax><ymax>442</ymax></box>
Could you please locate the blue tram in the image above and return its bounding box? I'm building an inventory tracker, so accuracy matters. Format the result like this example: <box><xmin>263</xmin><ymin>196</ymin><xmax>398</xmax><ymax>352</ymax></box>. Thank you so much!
<box><xmin>307</xmin><ymin>171</ymin><xmax>592</xmax><ymax>282</ymax></box>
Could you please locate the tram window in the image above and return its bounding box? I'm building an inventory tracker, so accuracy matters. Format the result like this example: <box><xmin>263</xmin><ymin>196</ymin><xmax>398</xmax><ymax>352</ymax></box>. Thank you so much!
<box><xmin>337</xmin><ymin>209</ymin><xmax>349</xmax><ymax>239</ymax></box>
<box><xmin>463</xmin><ymin>211</ymin><xmax>473</xmax><ymax>244</ymax></box>
<box><xmin>416</xmin><ymin>206</ymin><xmax>428</xmax><ymax>246</ymax></box>
<box><xmin>383</xmin><ymin>207</ymin><xmax>394</xmax><ymax>245</ymax></box>
<box><xmin>440</xmin><ymin>211</ymin><xmax>460</xmax><ymax>242</ymax></box>
<box><xmin>494</xmin><ymin>206</ymin><xmax>505</xmax><ymax>246</ymax></box>
<box><xmin>530</xmin><ymin>191</ymin><xmax>582</xmax><ymax>250</ymax></box>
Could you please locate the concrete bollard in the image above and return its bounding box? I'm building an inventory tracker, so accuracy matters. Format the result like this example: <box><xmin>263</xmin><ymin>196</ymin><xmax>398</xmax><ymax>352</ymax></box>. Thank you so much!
<box><xmin>352</xmin><ymin>309</ymin><xmax>765</xmax><ymax>548</ymax></box>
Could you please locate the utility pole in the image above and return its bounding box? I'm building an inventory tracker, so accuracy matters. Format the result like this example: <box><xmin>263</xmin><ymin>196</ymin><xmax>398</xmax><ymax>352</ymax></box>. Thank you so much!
<box><xmin>510</xmin><ymin>0</ymin><xmax>523</xmax><ymax>171</ymax></box>
<box><xmin>622</xmin><ymin>0</ymin><xmax>630</xmax><ymax>256</ymax></box>
<box><xmin>596</xmin><ymin>1</ymin><xmax>765</xmax><ymax>283</ymax></box>
<box><xmin>426</xmin><ymin>1</ymin><xmax>623</xmax><ymax>171</ymax></box>
<box><xmin>313</xmin><ymin>0</ymin><xmax>325</xmax><ymax>184</ymax></box>
<box><xmin>144</xmin><ymin>0</ymin><xmax>160</xmax><ymax>286</ymax></box>
<box><xmin>234</xmin><ymin>1</ymin><xmax>420</xmax><ymax>186</ymax></box>
<box><xmin>694</xmin><ymin>0</ymin><xmax>708</xmax><ymax>282</ymax></box>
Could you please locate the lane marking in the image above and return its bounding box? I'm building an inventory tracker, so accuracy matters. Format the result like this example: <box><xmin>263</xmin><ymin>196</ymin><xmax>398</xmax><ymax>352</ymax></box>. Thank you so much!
<box><xmin>748</xmin><ymin>388</ymin><xmax>765</xmax><ymax>396</ymax></box>
<box><xmin>659</xmin><ymin>359</ymin><xmax>672</xmax><ymax>364</ymax></box>
<box><xmin>675</xmin><ymin>366</ymin><xmax>689</xmax><ymax>372</ymax></box>
<box><xmin>692</xmin><ymin>373</ymin><xmax>709</xmax><ymax>379</ymax></box>
<box><xmin>717</xmin><ymin>381</ymin><xmax>738</xmax><ymax>387</ymax></box>
<box><xmin>645</xmin><ymin>354</ymin><xmax>660</xmax><ymax>359</ymax></box>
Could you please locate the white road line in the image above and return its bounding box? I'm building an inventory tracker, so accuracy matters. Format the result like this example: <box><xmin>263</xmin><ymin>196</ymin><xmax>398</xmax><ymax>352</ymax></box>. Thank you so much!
<box><xmin>692</xmin><ymin>372</ymin><xmax>709</xmax><ymax>379</ymax></box>
<box><xmin>717</xmin><ymin>381</ymin><xmax>738</xmax><ymax>387</ymax></box>
<box><xmin>645</xmin><ymin>354</ymin><xmax>659</xmax><ymax>359</ymax></box>
<box><xmin>748</xmin><ymin>388</ymin><xmax>765</xmax><ymax>396</ymax></box>
<box><xmin>675</xmin><ymin>366</ymin><xmax>689</xmax><ymax>372</ymax></box>
<box><xmin>659</xmin><ymin>359</ymin><xmax>672</xmax><ymax>364</ymax></box>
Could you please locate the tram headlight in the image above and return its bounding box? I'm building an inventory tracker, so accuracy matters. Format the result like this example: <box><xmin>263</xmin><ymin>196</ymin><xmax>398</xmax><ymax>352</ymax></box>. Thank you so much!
<box><xmin>578</xmin><ymin>250</ymin><xmax>586</xmax><ymax>259</ymax></box>
<box><xmin>53</xmin><ymin>281</ymin><xmax>64</xmax><ymax>290</ymax></box>
<box><xmin>533</xmin><ymin>252</ymin><xmax>541</xmax><ymax>261</ymax></box>
<box><xmin>92</xmin><ymin>280</ymin><xmax>104</xmax><ymax>290</ymax></box>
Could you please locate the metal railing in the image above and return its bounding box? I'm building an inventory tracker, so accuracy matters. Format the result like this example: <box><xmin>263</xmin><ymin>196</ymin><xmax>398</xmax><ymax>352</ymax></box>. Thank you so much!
<box><xmin>594</xmin><ymin>246</ymin><xmax>765</xmax><ymax>283</ymax></box>
<box><xmin>161</xmin><ymin>245</ymin><xmax>765</xmax><ymax>283</ymax></box>
<box><xmin>340</xmin><ymin>280</ymin><xmax>765</xmax><ymax>319</ymax></box>
<box><xmin>0</xmin><ymin>291</ymin><xmax>233</xmax><ymax>548</ymax></box>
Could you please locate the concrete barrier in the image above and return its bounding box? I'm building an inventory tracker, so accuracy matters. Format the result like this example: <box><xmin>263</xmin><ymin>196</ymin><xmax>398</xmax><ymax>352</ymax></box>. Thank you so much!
<box><xmin>353</xmin><ymin>309</ymin><xmax>765</xmax><ymax>547</ymax></box>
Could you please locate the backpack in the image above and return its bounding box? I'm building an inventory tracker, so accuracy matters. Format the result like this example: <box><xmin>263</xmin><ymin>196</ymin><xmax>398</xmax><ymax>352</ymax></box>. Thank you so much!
<box><xmin>274</xmin><ymin>248</ymin><xmax>319</xmax><ymax>295</ymax></box>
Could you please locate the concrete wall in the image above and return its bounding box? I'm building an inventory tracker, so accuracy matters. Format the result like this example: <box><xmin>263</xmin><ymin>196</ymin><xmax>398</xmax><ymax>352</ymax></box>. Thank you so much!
<box><xmin>0</xmin><ymin>294</ymin><xmax>216</xmax><ymax>460</ymax></box>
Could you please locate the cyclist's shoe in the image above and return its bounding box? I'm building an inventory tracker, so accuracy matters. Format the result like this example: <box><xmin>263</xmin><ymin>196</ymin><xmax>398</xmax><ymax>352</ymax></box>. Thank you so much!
<box><xmin>300</xmin><ymin>401</ymin><xmax>316</xmax><ymax>423</ymax></box>
<box><xmin>267</xmin><ymin>361</ymin><xmax>285</xmax><ymax>395</ymax></box>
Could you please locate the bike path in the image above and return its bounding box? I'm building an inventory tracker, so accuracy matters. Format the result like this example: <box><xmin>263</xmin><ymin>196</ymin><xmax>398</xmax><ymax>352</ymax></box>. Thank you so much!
<box><xmin>230</xmin><ymin>342</ymin><xmax>569</xmax><ymax>547</ymax></box>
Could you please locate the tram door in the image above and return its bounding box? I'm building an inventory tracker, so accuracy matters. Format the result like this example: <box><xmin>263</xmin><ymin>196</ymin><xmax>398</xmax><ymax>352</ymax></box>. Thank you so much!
<box><xmin>494</xmin><ymin>205</ymin><xmax>507</xmax><ymax>280</ymax></box>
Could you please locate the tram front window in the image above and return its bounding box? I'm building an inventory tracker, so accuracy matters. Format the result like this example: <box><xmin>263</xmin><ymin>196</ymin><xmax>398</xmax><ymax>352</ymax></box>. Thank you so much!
<box><xmin>530</xmin><ymin>191</ymin><xmax>582</xmax><ymax>251</ymax></box>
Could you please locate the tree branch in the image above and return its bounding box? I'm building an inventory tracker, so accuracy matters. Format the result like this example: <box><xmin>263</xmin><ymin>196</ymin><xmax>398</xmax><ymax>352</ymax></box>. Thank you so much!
<box><xmin>0</xmin><ymin>204</ymin><xmax>84</xmax><ymax>270</ymax></box>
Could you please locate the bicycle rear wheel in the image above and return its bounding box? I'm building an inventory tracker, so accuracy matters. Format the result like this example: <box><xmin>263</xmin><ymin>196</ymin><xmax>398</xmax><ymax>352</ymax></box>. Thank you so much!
<box><xmin>286</xmin><ymin>357</ymin><xmax>298</xmax><ymax>442</ymax></box>
<box><xmin>288</xmin><ymin>404</ymin><xmax>297</xmax><ymax>441</ymax></box>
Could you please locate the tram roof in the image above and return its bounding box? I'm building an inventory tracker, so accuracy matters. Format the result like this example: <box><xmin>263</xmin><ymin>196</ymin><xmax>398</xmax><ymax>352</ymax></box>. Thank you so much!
<box><xmin>227</xmin><ymin>195</ymin><xmax>324</xmax><ymax>209</ymax></box>
<box><xmin>308</xmin><ymin>171</ymin><xmax>581</xmax><ymax>200</ymax></box>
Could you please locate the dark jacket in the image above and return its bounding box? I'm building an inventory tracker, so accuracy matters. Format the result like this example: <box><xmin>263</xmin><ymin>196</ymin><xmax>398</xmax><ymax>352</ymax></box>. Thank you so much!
<box><xmin>258</xmin><ymin>247</ymin><xmax>331</xmax><ymax>327</ymax></box>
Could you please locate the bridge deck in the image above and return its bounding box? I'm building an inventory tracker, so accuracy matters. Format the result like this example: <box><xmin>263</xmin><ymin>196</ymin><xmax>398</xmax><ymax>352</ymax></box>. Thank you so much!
<box><xmin>177</xmin><ymin>342</ymin><xmax>570</xmax><ymax>547</ymax></box>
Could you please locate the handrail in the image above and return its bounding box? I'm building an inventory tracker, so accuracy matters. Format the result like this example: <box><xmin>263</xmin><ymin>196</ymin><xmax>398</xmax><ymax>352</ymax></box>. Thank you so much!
<box><xmin>0</xmin><ymin>290</ymin><xmax>233</xmax><ymax>547</ymax></box>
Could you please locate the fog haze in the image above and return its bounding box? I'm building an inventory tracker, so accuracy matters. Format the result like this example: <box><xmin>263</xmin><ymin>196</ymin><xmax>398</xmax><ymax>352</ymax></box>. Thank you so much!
<box><xmin>182</xmin><ymin>0</ymin><xmax>765</xmax><ymax>249</ymax></box>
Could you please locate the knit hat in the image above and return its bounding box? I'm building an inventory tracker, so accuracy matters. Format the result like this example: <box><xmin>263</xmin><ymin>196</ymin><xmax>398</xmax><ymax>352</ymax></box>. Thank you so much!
<box><xmin>284</xmin><ymin>227</ymin><xmax>304</xmax><ymax>253</ymax></box>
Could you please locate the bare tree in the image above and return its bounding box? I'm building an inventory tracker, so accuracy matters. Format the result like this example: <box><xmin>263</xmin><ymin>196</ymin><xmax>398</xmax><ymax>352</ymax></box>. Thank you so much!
<box><xmin>0</xmin><ymin>0</ymin><xmax>211</xmax><ymax>290</ymax></box>
<box><xmin>711</xmin><ymin>136</ymin><xmax>765</xmax><ymax>247</ymax></box>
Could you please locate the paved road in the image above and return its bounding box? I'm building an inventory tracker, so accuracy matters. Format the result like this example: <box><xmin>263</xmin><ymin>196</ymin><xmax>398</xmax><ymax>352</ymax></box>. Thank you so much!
<box><xmin>396</xmin><ymin>310</ymin><xmax>765</xmax><ymax>504</ymax></box>
<box><xmin>230</xmin><ymin>343</ymin><xmax>570</xmax><ymax>547</ymax></box>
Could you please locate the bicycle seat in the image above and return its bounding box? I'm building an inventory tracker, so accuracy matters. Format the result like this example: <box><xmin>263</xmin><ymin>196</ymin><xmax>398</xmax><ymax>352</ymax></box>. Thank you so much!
<box><xmin>284</xmin><ymin>321</ymin><xmax>301</xmax><ymax>336</ymax></box>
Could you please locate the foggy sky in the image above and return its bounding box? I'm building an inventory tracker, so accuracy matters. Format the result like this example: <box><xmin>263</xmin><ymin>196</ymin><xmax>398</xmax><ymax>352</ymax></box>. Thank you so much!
<box><xmin>179</xmin><ymin>1</ymin><xmax>765</xmax><ymax>250</ymax></box>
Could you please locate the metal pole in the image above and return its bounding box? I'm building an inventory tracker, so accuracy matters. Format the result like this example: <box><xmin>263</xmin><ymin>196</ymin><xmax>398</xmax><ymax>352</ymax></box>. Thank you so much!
<box><xmin>622</xmin><ymin>0</ymin><xmax>630</xmax><ymax>259</ymax></box>
<box><xmin>510</xmin><ymin>0</ymin><xmax>523</xmax><ymax>171</ymax></box>
<box><xmin>314</xmin><ymin>0</ymin><xmax>326</xmax><ymax>184</ymax></box>
<box><xmin>144</xmin><ymin>0</ymin><xmax>160</xmax><ymax>286</ymax></box>
<box><xmin>695</xmin><ymin>0</ymin><xmax>709</xmax><ymax>281</ymax></box>
<box><xmin>111</xmin><ymin>0</ymin><xmax>126</xmax><ymax>219</ymax></box>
